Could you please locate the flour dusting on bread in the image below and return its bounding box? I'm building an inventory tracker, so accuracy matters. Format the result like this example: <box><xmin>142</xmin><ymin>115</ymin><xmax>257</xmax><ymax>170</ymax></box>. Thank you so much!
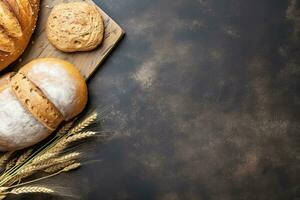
<box><xmin>0</xmin><ymin>88</ymin><xmax>50</xmax><ymax>150</ymax></box>
<box><xmin>26</xmin><ymin>62</ymin><xmax>77</xmax><ymax>120</ymax></box>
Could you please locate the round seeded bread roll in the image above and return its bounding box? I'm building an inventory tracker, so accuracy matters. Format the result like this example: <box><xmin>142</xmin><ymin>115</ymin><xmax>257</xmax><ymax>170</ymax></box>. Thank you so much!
<box><xmin>46</xmin><ymin>2</ymin><xmax>104</xmax><ymax>52</ymax></box>
<box><xmin>0</xmin><ymin>58</ymin><xmax>88</xmax><ymax>151</ymax></box>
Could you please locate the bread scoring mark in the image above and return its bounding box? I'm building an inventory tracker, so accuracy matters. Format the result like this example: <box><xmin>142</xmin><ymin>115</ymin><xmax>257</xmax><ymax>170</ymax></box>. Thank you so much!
<box><xmin>0</xmin><ymin>0</ymin><xmax>27</xmax><ymax>53</ymax></box>
<box><xmin>0</xmin><ymin>0</ymin><xmax>22</xmax><ymax>38</ymax></box>
<box><xmin>4</xmin><ymin>0</ymin><xmax>21</xmax><ymax>22</ymax></box>
<box><xmin>15</xmin><ymin>0</ymin><xmax>34</xmax><ymax>26</ymax></box>
<box><xmin>0</xmin><ymin>27</ymin><xmax>14</xmax><ymax>52</ymax></box>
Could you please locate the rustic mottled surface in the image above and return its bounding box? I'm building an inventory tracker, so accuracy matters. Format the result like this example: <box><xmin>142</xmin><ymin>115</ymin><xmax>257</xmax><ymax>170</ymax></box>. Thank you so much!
<box><xmin>14</xmin><ymin>0</ymin><xmax>300</xmax><ymax>199</ymax></box>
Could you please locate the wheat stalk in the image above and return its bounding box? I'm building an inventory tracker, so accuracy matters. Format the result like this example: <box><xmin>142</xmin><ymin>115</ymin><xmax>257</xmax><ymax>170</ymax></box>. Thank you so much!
<box><xmin>9</xmin><ymin>186</ymin><xmax>54</xmax><ymax>194</ymax></box>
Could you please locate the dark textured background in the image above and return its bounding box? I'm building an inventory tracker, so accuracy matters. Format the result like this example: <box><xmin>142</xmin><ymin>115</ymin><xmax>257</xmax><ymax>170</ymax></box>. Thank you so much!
<box><xmin>15</xmin><ymin>0</ymin><xmax>300</xmax><ymax>199</ymax></box>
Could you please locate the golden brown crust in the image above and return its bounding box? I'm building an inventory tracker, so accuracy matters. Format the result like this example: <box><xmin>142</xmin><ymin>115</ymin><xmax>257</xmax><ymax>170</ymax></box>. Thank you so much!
<box><xmin>19</xmin><ymin>58</ymin><xmax>88</xmax><ymax>120</ymax></box>
<box><xmin>10</xmin><ymin>72</ymin><xmax>64</xmax><ymax>130</ymax></box>
<box><xmin>0</xmin><ymin>0</ymin><xmax>40</xmax><ymax>71</ymax></box>
<box><xmin>46</xmin><ymin>2</ymin><xmax>104</xmax><ymax>52</ymax></box>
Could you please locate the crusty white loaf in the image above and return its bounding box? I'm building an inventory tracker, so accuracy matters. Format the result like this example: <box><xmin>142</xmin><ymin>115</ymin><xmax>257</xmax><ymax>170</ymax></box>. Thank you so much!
<box><xmin>0</xmin><ymin>0</ymin><xmax>40</xmax><ymax>71</ymax></box>
<box><xmin>0</xmin><ymin>58</ymin><xmax>88</xmax><ymax>151</ymax></box>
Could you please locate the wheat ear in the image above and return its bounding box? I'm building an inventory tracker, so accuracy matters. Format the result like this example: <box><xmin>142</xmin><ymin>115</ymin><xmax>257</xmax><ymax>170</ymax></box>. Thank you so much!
<box><xmin>69</xmin><ymin>113</ymin><xmax>97</xmax><ymax>134</ymax></box>
<box><xmin>5</xmin><ymin>158</ymin><xmax>17</xmax><ymax>171</ymax></box>
<box><xmin>47</xmin><ymin>144</ymin><xmax>66</xmax><ymax>154</ymax></box>
<box><xmin>53</xmin><ymin>152</ymin><xmax>80</xmax><ymax>164</ymax></box>
<box><xmin>63</xmin><ymin>163</ymin><xmax>81</xmax><ymax>172</ymax></box>
<box><xmin>44</xmin><ymin>160</ymin><xmax>75</xmax><ymax>174</ymax></box>
<box><xmin>0</xmin><ymin>152</ymin><xmax>14</xmax><ymax>168</ymax></box>
<box><xmin>48</xmin><ymin>132</ymin><xmax>95</xmax><ymax>153</ymax></box>
<box><xmin>16</xmin><ymin>149</ymin><xmax>33</xmax><ymax>165</ymax></box>
<box><xmin>5</xmin><ymin>163</ymin><xmax>81</xmax><ymax>191</ymax></box>
<box><xmin>65</xmin><ymin>131</ymin><xmax>96</xmax><ymax>143</ymax></box>
<box><xmin>28</xmin><ymin>152</ymin><xmax>80</xmax><ymax>173</ymax></box>
<box><xmin>9</xmin><ymin>186</ymin><xmax>54</xmax><ymax>194</ymax></box>
<box><xmin>31</xmin><ymin>153</ymin><xmax>56</xmax><ymax>165</ymax></box>
<box><xmin>17</xmin><ymin>161</ymin><xmax>55</xmax><ymax>177</ymax></box>
<box><xmin>56</xmin><ymin>121</ymin><xmax>74</xmax><ymax>136</ymax></box>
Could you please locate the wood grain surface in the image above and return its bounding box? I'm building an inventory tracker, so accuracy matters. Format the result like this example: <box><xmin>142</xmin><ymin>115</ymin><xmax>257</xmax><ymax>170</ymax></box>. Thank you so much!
<box><xmin>15</xmin><ymin>0</ymin><xmax>124</xmax><ymax>80</ymax></box>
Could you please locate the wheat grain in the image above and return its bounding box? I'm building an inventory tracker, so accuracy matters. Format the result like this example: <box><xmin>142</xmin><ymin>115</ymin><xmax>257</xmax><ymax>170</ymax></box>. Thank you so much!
<box><xmin>0</xmin><ymin>195</ymin><xmax>6</xmax><ymax>200</ymax></box>
<box><xmin>44</xmin><ymin>161</ymin><xmax>75</xmax><ymax>174</ymax></box>
<box><xmin>63</xmin><ymin>163</ymin><xmax>81</xmax><ymax>172</ymax></box>
<box><xmin>9</xmin><ymin>186</ymin><xmax>54</xmax><ymax>194</ymax></box>
<box><xmin>16</xmin><ymin>149</ymin><xmax>33</xmax><ymax>165</ymax></box>
<box><xmin>69</xmin><ymin>113</ymin><xmax>97</xmax><ymax>134</ymax></box>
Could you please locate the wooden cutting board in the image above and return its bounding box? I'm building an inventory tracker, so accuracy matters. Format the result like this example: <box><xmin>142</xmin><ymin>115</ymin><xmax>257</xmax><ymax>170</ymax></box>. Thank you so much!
<box><xmin>15</xmin><ymin>0</ymin><xmax>124</xmax><ymax>80</ymax></box>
